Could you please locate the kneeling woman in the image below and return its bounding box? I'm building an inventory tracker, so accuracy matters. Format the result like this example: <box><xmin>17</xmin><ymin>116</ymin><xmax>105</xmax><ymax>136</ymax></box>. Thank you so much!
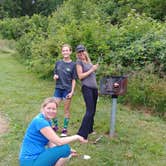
<box><xmin>19</xmin><ymin>97</ymin><xmax>87</xmax><ymax>166</ymax></box>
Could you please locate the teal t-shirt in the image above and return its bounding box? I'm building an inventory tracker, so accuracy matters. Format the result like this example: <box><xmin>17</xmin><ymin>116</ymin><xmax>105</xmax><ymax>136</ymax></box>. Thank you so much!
<box><xmin>19</xmin><ymin>113</ymin><xmax>51</xmax><ymax>160</ymax></box>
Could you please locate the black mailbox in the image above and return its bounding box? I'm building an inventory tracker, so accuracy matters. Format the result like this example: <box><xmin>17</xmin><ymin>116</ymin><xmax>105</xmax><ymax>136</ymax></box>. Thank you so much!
<box><xmin>100</xmin><ymin>76</ymin><xmax>127</xmax><ymax>96</ymax></box>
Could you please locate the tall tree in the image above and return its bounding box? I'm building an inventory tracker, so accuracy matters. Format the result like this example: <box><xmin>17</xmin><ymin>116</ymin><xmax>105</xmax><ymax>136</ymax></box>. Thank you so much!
<box><xmin>0</xmin><ymin>0</ymin><xmax>64</xmax><ymax>18</ymax></box>
<box><xmin>0</xmin><ymin>0</ymin><xmax>22</xmax><ymax>18</ymax></box>
<box><xmin>34</xmin><ymin>0</ymin><xmax>64</xmax><ymax>16</ymax></box>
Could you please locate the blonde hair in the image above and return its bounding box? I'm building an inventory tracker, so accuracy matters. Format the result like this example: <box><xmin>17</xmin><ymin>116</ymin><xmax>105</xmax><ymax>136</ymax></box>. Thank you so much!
<box><xmin>40</xmin><ymin>97</ymin><xmax>58</xmax><ymax>112</ymax></box>
<box><xmin>77</xmin><ymin>51</ymin><xmax>91</xmax><ymax>64</ymax></box>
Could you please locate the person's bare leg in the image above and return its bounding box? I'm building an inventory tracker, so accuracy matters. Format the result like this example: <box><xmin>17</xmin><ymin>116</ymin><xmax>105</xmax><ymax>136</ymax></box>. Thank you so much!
<box><xmin>55</xmin><ymin>157</ymin><xmax>69</xmax><ymax>166</ymax></box>
<box><xmin>60</xmin><ymin>98</ymin><xmax>71</xmax><ymax>136</ymax></box>
<box><xmin>55</xmin><ymin>98</ymin><xmax>62</xmax><ymax>106</ymax></box>
<box><xmin>52</xmin><ymin>98</ymin><xmax>61</xmax><ymax>130</ymax></box>
<box><xmin>64</xmin><ymin>98</ymin><xmax>71</xmax><ymax>118</ymax></box>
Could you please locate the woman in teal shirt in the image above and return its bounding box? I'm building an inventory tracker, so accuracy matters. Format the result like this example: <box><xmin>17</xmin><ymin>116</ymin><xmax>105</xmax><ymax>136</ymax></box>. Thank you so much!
<box><xmin>19</xmin><ymin>97</ymin><xmax>87</xmax><ymax>166</ymax></box>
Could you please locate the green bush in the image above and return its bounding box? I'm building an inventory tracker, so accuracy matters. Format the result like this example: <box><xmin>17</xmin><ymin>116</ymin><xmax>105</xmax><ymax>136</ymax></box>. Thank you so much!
<box><xmin>30</xmin><ymin>38</ymin><xmax>59</xmax><ymax>78</ymax></box>
<box><xmin>123</xmin><ymin>68</ymin><xmax>166</xmax><ymax>116</ymax></box>
<box><xmin>107</xmin><ymin>13</ymin><xmax>166</xmax><ymax>76</ymax></box>
<box><xmin>98</xmin><ymin>0</ymin><xmax>166</xmax><ymax>23</ymax></box>
<box><xmin>0</xmin><ymin>14</ymin><xmax>48</xmax><ymax>40</ymax></box>
<box><xmin>15</xmin><ymin>14</ymin><xmax>48</xmax><ymax>66</ymax></box>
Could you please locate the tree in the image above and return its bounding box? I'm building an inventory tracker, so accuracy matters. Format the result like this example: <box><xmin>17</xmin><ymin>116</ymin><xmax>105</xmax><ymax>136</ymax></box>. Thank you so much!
<box><xmin>33</xmin><ymin>0</ymin><xmax>64</xmax><ymax>16</ymax></box>
<box><xmin>0</xmin><ymin>0</ymin><xmax>22</xmax><ymax>18</ymax></box>
<box><xmin>0</xmin><ymin>0</ymin><xmax>64</xmax><ymax>18</ymax></box>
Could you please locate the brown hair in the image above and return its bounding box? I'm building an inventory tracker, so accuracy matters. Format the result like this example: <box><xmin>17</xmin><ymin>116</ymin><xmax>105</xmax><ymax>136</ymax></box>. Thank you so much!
<box><xmin>61</xmin><ymin>44</ymin><xmax>72</xmax><ymax>52</ymax></box>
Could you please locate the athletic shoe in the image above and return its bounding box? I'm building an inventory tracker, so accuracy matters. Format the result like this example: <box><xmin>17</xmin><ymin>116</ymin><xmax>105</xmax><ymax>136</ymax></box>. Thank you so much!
<box><xmin>89</xmin><ymin>131</ymin><xmax>96</xmax><ymax>135</ymax></box>
<box><xmin>52</xmin><ymin>126</ymin><xmax>58</xmax><ymax>132</ymax></box>
<box><xmin>60</xmin><ymin>128</ymin><xmax>68</xmax><ymax>137</ymax></box>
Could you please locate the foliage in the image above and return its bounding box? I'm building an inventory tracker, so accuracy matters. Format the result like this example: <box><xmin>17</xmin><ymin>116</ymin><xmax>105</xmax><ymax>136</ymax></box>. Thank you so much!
<box><xmin>0</xmin><ymin>0</ymin><xmax>22</xmax><ymax>18</ymax></box>
<box><xmin>1</xmin><ymin>0</ymin><xmax>166</xmax><ymax>21</ymax></box>
<box><xmin>0</xmin><ymin>51</ymin><xmax>166</xmax><ymax>166</ymax></box>
<box><xmin>145</xmin><ymin>0</ymin><xmax>166</xmax><ymax>20</ymax></box>
<box><xmin>122</xmin><ymin>68</ymin><xmax>166</xmax><ymax>116</ymax></box>
<box><xmin>0</xmin><ymin>0</ymin><xmax>64</xmax><ymax>18</ymax></box>
<box><xmin>0</xmin><ymin>15</ymin><xmax>48</xmax><ymax>40</ymax></box>
<box><xmin>16</xmin><ymin>15</ymin><xmax>48</xmax><ymax>64</ymax></box>
<box><xmin>33</xmin><ymin>0</ymin><xmax>64</xmax><ymax>16</ymax></box>
<box><xmin>97</xmin><ymin>0</ymin><xmax>166</xmax><ymax>23</ymax></box>
<box><xmin>30</xmin><ymin>38</ymin><xmax>59</xmax><ymax>78</ymax></box>
<box><xmin>106</xmin><ymin>13</ymin><xmax>166</xmax><ymax>76</ymax></box>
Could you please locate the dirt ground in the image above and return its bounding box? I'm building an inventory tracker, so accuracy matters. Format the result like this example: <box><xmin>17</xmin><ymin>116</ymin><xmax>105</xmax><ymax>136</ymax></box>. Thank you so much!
<box><xmin>0</xmin><ymin>114</ymin><xmax>9</xmax><ymax>134</ymax></box>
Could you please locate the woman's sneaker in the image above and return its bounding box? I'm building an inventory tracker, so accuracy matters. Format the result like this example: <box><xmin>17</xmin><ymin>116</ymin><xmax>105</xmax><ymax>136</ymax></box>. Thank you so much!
<box><xmin>89</xmin><ymin>131</ymin><xmax>96</xmax><ymax>135</ymax></box>
<box><xmin>60</xmin><ymin>128</ymin><xmax>68</xmax><ymax>137</ymax></box>
<box><xmin>52</xmin><ymin>126</ymin><xmax>58</xmax><ymax>132</ymax></box>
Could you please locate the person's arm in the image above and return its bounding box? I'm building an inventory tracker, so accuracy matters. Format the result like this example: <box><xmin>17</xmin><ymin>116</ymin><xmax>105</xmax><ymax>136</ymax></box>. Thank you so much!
<box><xmin>53</xmin><ymin>74</ymin><xmax>59</xmax><ymax>80</ymax></box>
<box><xmin>76</xmin><ymin>64</ymin><xmax>98</xmax><ymax>80</ymax></box>
<box><xmin>48</xmin><ymin>141</ymin><xmax>56</xmax><ymax>148</ymax></box>
<box><xmin>66</xmin><ymin>79</ymin><xmax>76</xmax><ymax>98</ymax></box>
<box><xmin>40</xmin><ymin>126</ymin><xmax>87</xmax><ymax>146</ymax></box>
<box><xmin>53</xmin><ymin>62</ymin><xmax>59</xmax><ymax>80</ymax></box>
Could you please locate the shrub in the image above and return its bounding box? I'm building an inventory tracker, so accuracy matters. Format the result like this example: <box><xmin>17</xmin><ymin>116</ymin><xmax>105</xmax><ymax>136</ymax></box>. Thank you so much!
<box><xmin>107</xmin><ymin>12</ymin><xmax>166</xmax><ymax>77</ymax></box>
<box><xmin>123</xmin><ymin>68</ymin><xmax>166</xmax><ymax>116</ymax></box>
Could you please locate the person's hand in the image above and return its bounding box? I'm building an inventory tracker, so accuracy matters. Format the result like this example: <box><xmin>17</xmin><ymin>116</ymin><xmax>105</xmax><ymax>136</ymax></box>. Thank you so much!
<box><xmin>77</xmin><ymin>135</ymin><xmax>88</xmax><ymax>143</ymax></box>
<box><xmin>91</xmin><ymin>64</ymin><xmax>99</xmax><ymax>72</ymax></box>
<box><xmin>48</xmin><ymin>141</ymin><xmax>57</xmax><ymax>148</ymax></box>
<box><xmin>53</xmin><ymin>74</ymin><xmax>59</xmax><ymax>80</ymax></box>
<box><xmin>66</xmin><ymin>92</ymin><xmax>73</xmax><ymax>99</ymax></box>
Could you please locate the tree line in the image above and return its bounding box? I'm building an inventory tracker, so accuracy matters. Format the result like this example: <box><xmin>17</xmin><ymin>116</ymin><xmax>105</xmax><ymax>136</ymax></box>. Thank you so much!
<box><xmin>0</xmin><ymin>0</ymin><xmax>64</xmax><ymax>18</ymax></box>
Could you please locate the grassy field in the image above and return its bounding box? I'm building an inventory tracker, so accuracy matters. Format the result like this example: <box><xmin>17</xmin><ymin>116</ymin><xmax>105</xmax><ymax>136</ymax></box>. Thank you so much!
<box><xmin>0</xmin><ymin>46</ymin><xmax>166</xmax><ymax>166</ymax></box>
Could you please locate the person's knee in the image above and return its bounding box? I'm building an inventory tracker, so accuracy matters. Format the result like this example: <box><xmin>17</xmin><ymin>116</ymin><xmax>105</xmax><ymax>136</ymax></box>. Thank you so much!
<box><xmin>61</xmin><ymin>144</ymin><xmax>71</xmax><ymax>157</ymax></box>
<box><xmin>85</xmin><ymin>112</ymin><xmax>94</xmax><ymax>118</ymax></box>
<box><xmin>64</xmin><ymin>112</ymin><xmax>70</xmax><ymax>118</ymax></box>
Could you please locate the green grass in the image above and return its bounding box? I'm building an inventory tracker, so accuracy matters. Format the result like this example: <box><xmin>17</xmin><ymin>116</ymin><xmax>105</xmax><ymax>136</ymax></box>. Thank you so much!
<box><xmin>0</xmin><ymin>48</ymin><xmax>166</xmax><ymax>166</ymax></box>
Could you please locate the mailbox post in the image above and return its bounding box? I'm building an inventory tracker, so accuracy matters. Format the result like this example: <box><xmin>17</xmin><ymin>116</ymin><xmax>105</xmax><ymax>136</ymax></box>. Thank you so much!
<box><xmin>100</xmin><ymin>76</ymin><xmax>127</xmax><ymax>137</ymax></box>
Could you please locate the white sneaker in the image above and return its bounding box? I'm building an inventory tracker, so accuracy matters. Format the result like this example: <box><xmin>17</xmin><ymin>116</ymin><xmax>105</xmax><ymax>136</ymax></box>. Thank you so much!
<box><xmin>60</xmin><ymin>128</ymin><xmax>67</xmax><ymax>137</ymax></box>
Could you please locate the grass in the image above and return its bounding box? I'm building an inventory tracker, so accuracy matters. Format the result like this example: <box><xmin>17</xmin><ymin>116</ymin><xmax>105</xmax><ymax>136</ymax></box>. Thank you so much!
<box><xmin>0</xmin><ymin>45</ymin><xmax>166</xmax><ymax>166</ymax></box>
